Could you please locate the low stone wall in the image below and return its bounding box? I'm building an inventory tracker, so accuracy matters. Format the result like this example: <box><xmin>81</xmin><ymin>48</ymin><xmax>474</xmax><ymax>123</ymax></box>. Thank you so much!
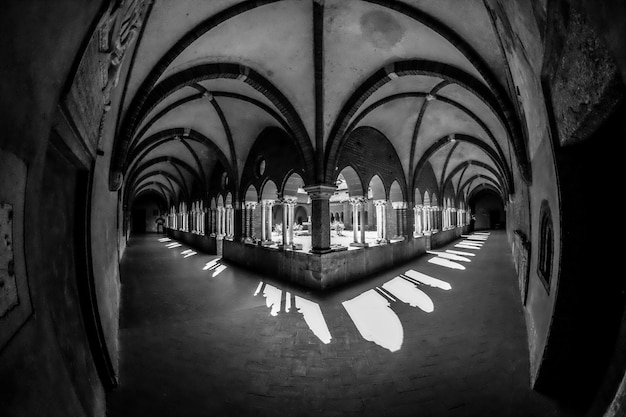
<box><xmin>168</xmin><ymin>226</ymin><xmax>469</xmax><ymax>290</ymax></box>
<box><xmin>166</xmin><ymin>229</ymin><xmax>216</xmax><ymax>254</ymax></box>
<box><xmin>430</xmin><ymin>226</ymin><xmax>468</xmax><ymax>248</ymax></box>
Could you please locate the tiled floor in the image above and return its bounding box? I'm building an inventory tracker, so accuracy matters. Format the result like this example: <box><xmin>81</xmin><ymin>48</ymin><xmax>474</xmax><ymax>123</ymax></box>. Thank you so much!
<box><xmin>107</xmin><ymin>231</ymin><xmax>581</xmax><ymax>417</ymax></box>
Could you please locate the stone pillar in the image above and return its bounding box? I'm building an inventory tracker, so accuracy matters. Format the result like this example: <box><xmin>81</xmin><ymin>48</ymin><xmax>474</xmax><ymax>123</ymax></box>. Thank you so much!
<box><xmin>351</xmin><ymin>199</ymin><xmax>358</xmax><ymax>243</ymax></box>
<box><xmin>392</xmin><ymin>201</ymin><xmax>408</xmax><ymax>239</ymax></box>
<box><xmin>267</xmin><ymin>201</ymin><xmax>274</xmax><ymax>242</ymax></box>
<box><xmin>261</xmin><ymin>200</ymin><xmax>275</xmax><ymax>242</ymax></box>
<box><xmin>360</xmin><ymin>200</ymin><xmax>367</xmax><ymax>246</ymax></box>
<box><xmin>261</xmin><ymin>203</ymin><xmax>266</xmax><ymax>241</ymax></box>
<box><xmin>374</xmin><ymin>200</ymin><xmax>388</xmax><ymax>244</ymax></box>
<box><xmin>281</xmin><ymin>199</ymin><xmax>289</xmax><ymax>248</ymax></box>
<box><xmin>288</xmin><ymin>200</ymin><xmax>295</xmax><ymax>247</ymax></box>
<box><xmin>304</xmin><ymin>184</ymin><xmax>336</xmax><ymax>254</ymax></box>
<box><xmin>279</xmin><ymin>197</ymin><xmax>297</xmax><ymax>250</ymax></box>
<box><xmin>244</xmin><ymin>202</ymin><xmax>256</xmax><ymax>243</ymax></box>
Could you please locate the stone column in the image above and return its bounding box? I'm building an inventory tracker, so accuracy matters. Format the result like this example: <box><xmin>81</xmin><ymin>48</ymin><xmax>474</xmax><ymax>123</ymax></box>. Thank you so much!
<box><xmin>351</xmin><ymin>199</ymin><xmax>359</xmax><ymax>243</ymax></box>
<box><xmin>360</xmin><ymin>200</ymin><xmax>366</xmax><ymax>245</ymax></box>
<box><xmin>374</xmin><ymin>200</ymin><xmax>388</xmax><ymax>243</ymax></box>
<box><xmin>304</xmin><ymin>185</ymin><xmax>336</xmax><ymax>254</ymax></box>
<box><xmin>279</xmin><ymin>197</ymin><xmax>297</xmax><ymax>250</ymax></box>
<box><xmin>375</xmin><ymin>200</ymin><xmax>383</xmax><ymax>241</ymax></box>
<box><xmin>267</xmin><ymin>201</ymin><xmax>274</xmax><ymax>242</ymax></box>
<box><xmin>261</xmin><ymin>202</ymin><xmax>266</xmax><ymax>241</ymax></box>
<box><xmin>288</xmin><ymin>200</ymin><xmax>295</xmax><ymax>247</ymax></box>
<box><xmin>392</xmin><ymin>201</ymin><xmax>408</xmax><ymax>239</ymax></box>
<box><xmin>281</xmin><ymin>199</ymin><xmax>289</xmax><ymax>248</ymax></box>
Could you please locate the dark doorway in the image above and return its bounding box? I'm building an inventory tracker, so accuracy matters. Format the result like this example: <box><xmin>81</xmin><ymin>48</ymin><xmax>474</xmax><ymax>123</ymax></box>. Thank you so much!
<box><xmin>490</xmin><ymin>210</ymin><xmax>503</xmax><ymax>229</ymax></box>
<box><xmin>131</xmin><ymin>209</ymin><xmax>146</xmax><ymax>234</ymax></box>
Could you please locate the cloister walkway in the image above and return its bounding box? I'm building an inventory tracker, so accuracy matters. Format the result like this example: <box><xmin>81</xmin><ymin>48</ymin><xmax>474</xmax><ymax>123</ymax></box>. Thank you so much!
<box><xmin>107</xmin><ymin>230</ymin><xmax>579</xmax><ymax>417</ymax></box>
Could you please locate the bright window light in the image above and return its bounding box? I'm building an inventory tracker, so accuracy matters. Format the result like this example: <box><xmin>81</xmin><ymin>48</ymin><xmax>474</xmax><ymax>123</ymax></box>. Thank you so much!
<box><xmin>455</xmin><ymin>244</ymin><xmax>480</xmax><ymax>250</ymax></box>
<box><xmin>261</xmin><ymin>283</ymin><xmax>282</xmax><ymax>316</ymax></box>
<box><xmin>446</xmin><ymin>249</ymin><xmax>475</xmax><ymax>257</ymax></box>
<box><xmin>403</xmin><ymin>269</ymin><xmax>451</xmax><ymax>290</ymax></box>
<box><xmin>342</xmin><ymin>290</ymin><xmax>403</xmax><ymax>352</ymax></box>
<box><xmin>427</xmin><ymin>250</ymin><xmax>471</xmax><ymax>262</ymax></box>
<box><xmin>428</xmin><ymin>256</ymin><xmax>466</xmax><ymax>270</ymax></box>
<box><xmin>295</xmin><ymin>296</ymin><xmax>332</xmax><ymax>344</ymax></box>
<box><xmin>212</xmin><ymin>264</ymin><xmax>227</xmax><ymax>277</ymax></box>
<box><xmin>203</xmin><ymin>258</ymin><xmax>221</xmax><ymax>270</ymax></box>
<box><xmin>382</xmin><ymin>277</ymin><xmax>434</xmax><ymax>312</ymax></box>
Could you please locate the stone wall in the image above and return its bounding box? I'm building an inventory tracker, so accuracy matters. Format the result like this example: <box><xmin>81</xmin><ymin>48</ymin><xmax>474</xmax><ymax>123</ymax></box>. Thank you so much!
<box><xmin>223</xmin><ymin>226</ymin><xmax>467</xmax><ymax>291</ymax></box>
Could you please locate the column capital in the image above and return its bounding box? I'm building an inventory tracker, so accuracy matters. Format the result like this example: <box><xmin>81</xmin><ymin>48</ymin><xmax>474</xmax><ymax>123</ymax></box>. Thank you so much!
<box><xmin>350</xmin><ymin>196</ymin><xmax>367</xmax><ymax>206</ymax></box>
<box><xmin>303</xmin><ymin>184</ymin><xmax>337</xmax><ymax>200</ymax></box>
<box><xmin>262</xmin><ymin>199</ymin><xmax>275</xmax><ymax>207</ymax></box>
<box><xmin>280</xmin><ymin>197</ymin><xmax>298</xmax><ymax>206</ymax></box>
<box><xmin>245</xmin><ymin>201</ymin><xmax>258</xmax><ymax>209</ymax></box>
<box><xmin>391</xmin><ymin>201</ymin><xmax>408</xmax><ymax>209</ymax></box>
<box><xmin>373</xmin><ymin>199</ymin><xmax>388</xmax><ymax>207</ymax></box>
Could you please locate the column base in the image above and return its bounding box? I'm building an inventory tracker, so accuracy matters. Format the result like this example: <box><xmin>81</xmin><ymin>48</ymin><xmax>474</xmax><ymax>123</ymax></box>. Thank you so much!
<box><xmin>310</xmin><ymin>247</ymin><xmax>333</xmax><ymax>254</ymax></box>
<box><xmin>350</xmin><ymin>242</ymin><xmax>369</xmax><ymax>248</ymax></box>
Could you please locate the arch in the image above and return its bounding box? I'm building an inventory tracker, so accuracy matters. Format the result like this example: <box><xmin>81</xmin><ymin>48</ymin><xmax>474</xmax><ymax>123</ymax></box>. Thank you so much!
<box><xmin>412</xmin><ymin>134</ymin><xmax>511</xmax><ymax>196</ymax></box>
<box><xmin>432</xmin><ymin>193</ymin><xmax>438</xmax><ymax>207</ymax></box>
<box><xmin>261</xmin><ymin>179</ymin><xmax>278</xmax><ymax>201</ymax></box>
<box><xmin>282</xmin><ymin>172</ymin><xmax>305</xmax><ymax>198</ymax></box>
<box><xmin>225</xmin><ymin>192</ymin><xmax>233</xmax><ymax>207</ymax></box>
<box><xmin>389</xmin><ymin>180</ymin><xmax>404</xmax><ymax>203</ymax></box>
<box><xmin>244</xmin><ymin>184</ymin><xmax>259</xmax><ymax>203</ymax></box>
<box><xmin>324</xmin><ymin>59</ymin><xmax>530</xmax><ymax>185</ymax></box>
<box><xmin>424</xmin><ymin>191</ymin><xmax>431</xmax><ymax>207</ymax></box>
<box><xmin>368</xmin><ymin>175</ymin><xmax>386</xmax><ymax>200</ymax></box>
<box><xmin>125</xmin><ymin>128</ymin><xmax>231</xmax><ymax>179</ymax></box>
<box><xmin>336</xmin><ymin>166</ymin><xmax>364</xmax><ymax>197</ymax></box>
<box><xmin>295</xmin><ymin>206</ymin><xmax>308</xmax><ymax>225</ymax></box>
<box><xmin>210</xmin><ymin>197</ymin><xmax>216</xmax><ymax>209</ymax></box>
<box><xmin>217</xmin><ymin>195</ymin><xmax>224</xmax><ymax>207</ymax></box>
<box><xmin>414</xmin><ymin>187</ymin><xmax>422</xmax><ymax>206</ymax></box>
<box><xmin>112</xmin><ymin>62</ymin><xmax>314</xmax><ymax>191</ymax></box>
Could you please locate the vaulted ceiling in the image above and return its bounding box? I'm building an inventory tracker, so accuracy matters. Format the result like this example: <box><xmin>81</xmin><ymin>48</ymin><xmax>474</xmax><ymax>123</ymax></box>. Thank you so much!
<box><xmin>117</xmin><ymin>0</ymin><xmax>525</xmax><ymax>209</ymax></box>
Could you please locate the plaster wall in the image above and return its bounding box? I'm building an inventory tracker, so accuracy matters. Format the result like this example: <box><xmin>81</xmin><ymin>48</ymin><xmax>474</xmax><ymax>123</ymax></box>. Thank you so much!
<box><xmin>0</xmin><ymin>2</ymin><xmax>110</xmax><ymax>416</ymax></box>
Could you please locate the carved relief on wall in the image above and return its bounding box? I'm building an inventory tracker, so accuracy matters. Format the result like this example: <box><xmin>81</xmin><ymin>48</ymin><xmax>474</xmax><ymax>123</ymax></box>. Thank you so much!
<box><xmin>62</xmin><ymin>0</ymin><xmax>150</xmax><ymax>155</ymax></box>
<box><xmin>0</xmin><ymin>203</ymin><xmax>18</xmax><ymax>317</ymax></box>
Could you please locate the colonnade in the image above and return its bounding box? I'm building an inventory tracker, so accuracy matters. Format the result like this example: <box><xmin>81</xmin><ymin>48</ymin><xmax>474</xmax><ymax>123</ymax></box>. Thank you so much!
<box><xmin>350</xmin><ymin>197</ymin><xmax>368</xmax><ymax>247</ymax></box>
<box><xmin>164</xmin><ymin>191</ymin><xmax>472</xmax><ymax>253</ymax></box>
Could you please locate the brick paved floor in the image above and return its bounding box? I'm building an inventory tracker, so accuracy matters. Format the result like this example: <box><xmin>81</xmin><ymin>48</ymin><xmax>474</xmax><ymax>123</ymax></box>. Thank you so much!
<box><xmin>107</xmin><ymin>231</ymin><xmax>581</xmax><ymax>417</ymax></box>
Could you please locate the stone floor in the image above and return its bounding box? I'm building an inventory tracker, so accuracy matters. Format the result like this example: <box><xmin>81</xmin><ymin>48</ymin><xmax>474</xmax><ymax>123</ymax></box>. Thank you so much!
<box><xmin>107</xmin><ymin>231</ymin><xmax>581</xmax><ymax>417</ymax></box>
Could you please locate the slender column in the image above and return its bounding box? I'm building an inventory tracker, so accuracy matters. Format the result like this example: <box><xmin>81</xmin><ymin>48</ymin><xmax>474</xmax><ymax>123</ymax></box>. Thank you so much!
<box><xmin>219</xmin><ymin>207</ymin><xmax>225</xmax><ymax>236</ymax></box>
<box><xmin>245</xmin><ymin>202</ymin><xmax>257</xmax><ymax>242</ymax></box>
<box><xmin>261</xmin><ymin>203</ymin><xmax>267</xmax><ymax>241</ymax></box>
<box><xmin>241</xmin><ymin>202</ymin><xmax>248</xmax><ymax>241</ymax></box>
<box><xmin>267</xmin><ymin>202</ymin><xmax>274</xmax><ymax>241</ymax></box>
<box><xmin>304</xmin><ymin>185</ymin><xmax>336</xmax><ymax>254</ymax></box>
<box><xmin>352</xmin><ymin>200</ymin><xmax>358</xmax><ymax>243</ymax></box>
<box><xmin>281</xmin><ymin>199</ymin><xmax>289</xmax><ymax>247</ymax></box>
<box><xmin>375</xmin><ymin>200</ymin><xmax>383</xmax><ymax>241</ymax></box>
<box><xmin>360</xmin><ymin>201</ymin><xmax>366</xmax><ymax>245</ymax></box>
<box><xmin>288</xmin><ymin>201</ymin><xmax>295</xmax><ymax>247</ymax></box>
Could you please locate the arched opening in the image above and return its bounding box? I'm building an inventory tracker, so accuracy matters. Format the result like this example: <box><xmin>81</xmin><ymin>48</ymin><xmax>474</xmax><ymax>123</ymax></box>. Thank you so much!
<box><xmin>469</xmin><ymin>188</ymin><xmax>505</xmax><ymax>230</ymax></box>
<box><xmin>280</xmin><ymin>172</ymin><xmax>309</xmax><ymax>250</ymax></box>
<box><xmin>260</xmin><ymin>180</ymin><xmax>279</xmax><ymax>243</ymax></box>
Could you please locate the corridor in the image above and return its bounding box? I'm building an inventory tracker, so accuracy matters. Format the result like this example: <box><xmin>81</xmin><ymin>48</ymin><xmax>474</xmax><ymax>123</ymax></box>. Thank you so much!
<box><xmin>107</xmin><ymin>232</ymin><xmax>577</xmax><ymax>417</ymax></box>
